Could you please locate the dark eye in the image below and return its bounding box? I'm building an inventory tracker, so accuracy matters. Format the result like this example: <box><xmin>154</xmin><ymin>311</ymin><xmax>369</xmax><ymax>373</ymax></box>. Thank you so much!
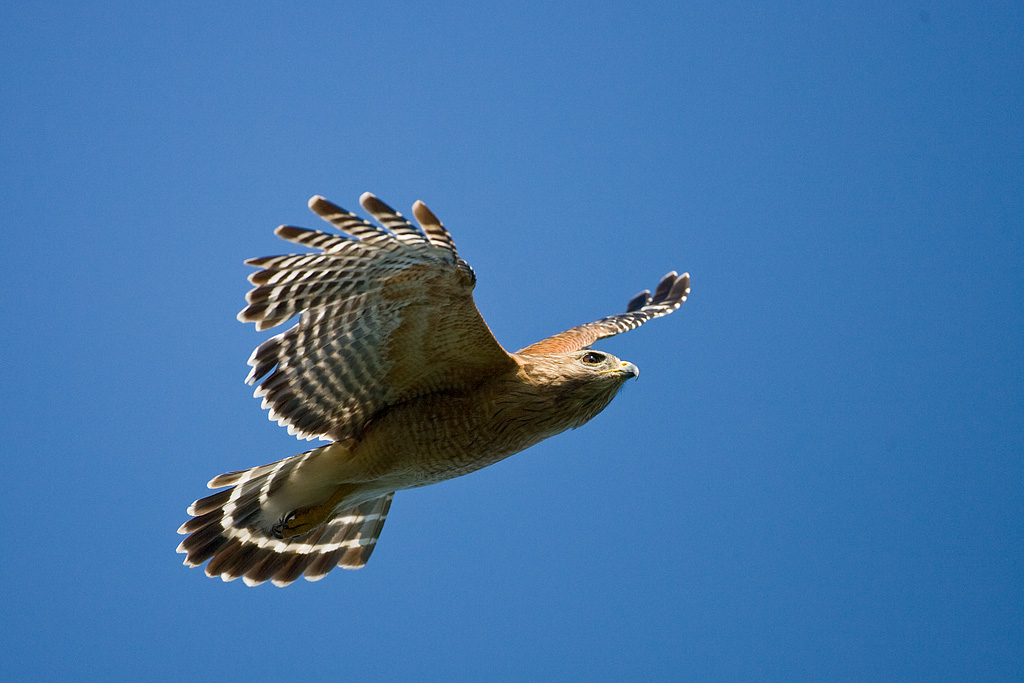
<box><xmin>581</xmin><ymin>352</ymin><xmax>605</xmax><ymax>365</ymax></box>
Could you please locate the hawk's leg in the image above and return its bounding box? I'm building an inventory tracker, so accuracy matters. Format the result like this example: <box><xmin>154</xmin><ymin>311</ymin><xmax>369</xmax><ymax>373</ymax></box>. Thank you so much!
<box><xmin>273</xmin><ymin>485</ymin><xmax>356</xmax><ymax>539</ymax></box>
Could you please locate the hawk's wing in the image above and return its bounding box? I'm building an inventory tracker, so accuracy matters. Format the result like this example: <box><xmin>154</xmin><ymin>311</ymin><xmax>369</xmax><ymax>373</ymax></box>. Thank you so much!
<box><xmin>238</xmin><ymin>193</ymin><xmax>518</xmax><ymax>441</ymax></box>
<box><xmin>516</xmin><ymin>271</ymin><xmax>690</xmax><ymax>355</ymax></box>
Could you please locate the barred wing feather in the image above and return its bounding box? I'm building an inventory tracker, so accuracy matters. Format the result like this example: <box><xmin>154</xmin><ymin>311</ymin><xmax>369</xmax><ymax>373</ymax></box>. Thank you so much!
<box><xmin>238</xmin><ymin>193</ymin><xmax>517</xmax><ymax>442</ymax></box>
<box><xmin>516</xmin><ymin>271</ymin><xmax>690</xmax><ymax>355</ymax></box>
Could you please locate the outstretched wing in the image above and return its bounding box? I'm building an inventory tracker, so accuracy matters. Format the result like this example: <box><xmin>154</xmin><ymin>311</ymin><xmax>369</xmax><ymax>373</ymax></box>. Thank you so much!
<box><xmin>516</xmin><ymin>271</ymin><xmax>690</xmax><ymax>355</ymax></box>
<box><xmin>238</xmin><ymin>193</ymin><xmax>518</xmax><ymax>441</ymax></box>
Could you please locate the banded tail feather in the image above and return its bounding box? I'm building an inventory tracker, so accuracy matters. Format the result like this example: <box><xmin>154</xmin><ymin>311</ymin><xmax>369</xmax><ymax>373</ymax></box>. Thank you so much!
<box><xmin>177</xmin><ymin>444</ymin><xmax>393</xmax><ymax>587</ymax></box>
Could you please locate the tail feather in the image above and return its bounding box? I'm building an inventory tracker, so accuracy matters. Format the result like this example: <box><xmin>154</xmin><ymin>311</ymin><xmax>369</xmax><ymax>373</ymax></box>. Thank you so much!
<box><xmin>177</xmin><ymin>520</ymin><xmax>230</xmax><ymax>566</ymax></box>
<box><xmin>271</xmin><ymin>545</ymin><xmax>320</xmax><ymax>586</ymax></box>
<box><xmin>204</xmin><ymin>538</ymin><xmax>244</xmax><ymax>577</ymax></box>
<box><xmin>205</xmin><ymin>455</ymin><xmax>292</xmax><ymax>489</ymax></box>
<box><xmin>243</xmin><ymin>549</ymin><xmax>287</xmax><ymax>586</ymax></box>
<box><xmin>306</xmin><ymin>492</ymin><xmax>393</xmax><ymax>579</ymax></box>
<box><xmin>217</xmin><ymin>542</ymin><xmax>264</xmax><ymax>580</ymax></box>
<box><xmin>177</xmin><ymin>447</ymin><xmax>395</xmax><ymax>586</ymax></box>
<box><xmin>186</xmin><ymin>488</ymin><xmax>233</xmax><ymax>516</ymax></box>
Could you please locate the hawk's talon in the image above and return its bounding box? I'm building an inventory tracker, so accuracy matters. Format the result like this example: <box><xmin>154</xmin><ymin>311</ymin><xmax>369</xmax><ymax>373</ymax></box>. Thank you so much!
<box><xmin>271</xmin><ymin>513</ymin><xmax>296</xmax><ymax>539</ymax></box>
<box><xmin>273</xmin><ymin>505</ymin><xmax>332</xmax><ymax>539</ymax></box>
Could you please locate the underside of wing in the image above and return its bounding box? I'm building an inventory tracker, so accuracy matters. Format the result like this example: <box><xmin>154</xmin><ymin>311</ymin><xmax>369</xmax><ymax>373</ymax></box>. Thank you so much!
<box><xmin>516</xmin><ymin>271</ymin><xmax>690</xmax><ymax>355</ymax></box>
<box><xmin>238</xmin><ymin>193</ymin><xmax>517</xmax><ymax>441</ymax></box>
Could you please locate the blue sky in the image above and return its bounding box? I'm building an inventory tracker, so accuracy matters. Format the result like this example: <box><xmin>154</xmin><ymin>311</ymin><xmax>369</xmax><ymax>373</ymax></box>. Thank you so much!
<box><xmin>2</xmin><ymin>2</ymin><xmax>1021</xmax><ymax>681</ymax></box>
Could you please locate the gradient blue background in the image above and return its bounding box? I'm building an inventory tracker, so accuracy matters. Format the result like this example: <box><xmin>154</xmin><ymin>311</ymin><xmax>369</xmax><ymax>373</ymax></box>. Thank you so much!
<box><xmin>2</xmin><ymin>2</ymin><xmax>1021</xmax><ymax>681</ymax></box>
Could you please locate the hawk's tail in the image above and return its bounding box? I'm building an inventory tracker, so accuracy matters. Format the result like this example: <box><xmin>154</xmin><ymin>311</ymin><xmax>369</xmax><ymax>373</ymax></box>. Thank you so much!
<box><xmin>176</xmin><ymin>445</ymin><xmax>393</xmax><ymax>587</ymax></box>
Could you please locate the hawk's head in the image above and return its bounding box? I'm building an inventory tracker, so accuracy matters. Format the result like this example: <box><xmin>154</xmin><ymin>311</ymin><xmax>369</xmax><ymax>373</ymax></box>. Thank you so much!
<box><xmin>518</xmin><ymin>350</ymin><xmax>638</xmax><ymax>430</ymax></box>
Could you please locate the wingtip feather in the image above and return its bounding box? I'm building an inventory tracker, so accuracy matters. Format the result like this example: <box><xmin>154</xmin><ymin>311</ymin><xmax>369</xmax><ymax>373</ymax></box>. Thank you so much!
<box><xmin>670</xmin><ymin>272</ymin><xmax>691</xmax><ymax>301</ymax></box>
<box><xmin>652</xmin><ymin>271</ymin><xmax>678</xmax><ymax>302</ymax></box>
<box><xmin>412</xmin><ymin>200</ymin><xmax>440</xmax><ymax>227</ymax></box>
<box><xmin>308</xmin><ymin>195</ymin><xmax>344</xmax><ymax>217</ymax></box>
<box><xmin>626</xmin><ymin>289</ymin><xmax>651</xmax><ymax>313</ymax></box>
<box><xmin>359</xmin><ymin>192</ymin><xmax>397</xmax><ymax>216</ymax></box>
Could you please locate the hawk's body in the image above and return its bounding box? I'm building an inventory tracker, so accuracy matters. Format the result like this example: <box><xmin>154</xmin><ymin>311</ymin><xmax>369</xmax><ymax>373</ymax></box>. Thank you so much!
<box><xmin>178</xmin><ymin>193</ymin><xmax>689</xmax><ymax>586</ymax></box>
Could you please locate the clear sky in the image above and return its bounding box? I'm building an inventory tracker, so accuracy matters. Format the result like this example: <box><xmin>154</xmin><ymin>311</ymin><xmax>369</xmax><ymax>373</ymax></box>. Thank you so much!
<box><xmin>2</xmin><ymin>2</ymin><xmax>1021</xmax><ymax>681</ymax></box>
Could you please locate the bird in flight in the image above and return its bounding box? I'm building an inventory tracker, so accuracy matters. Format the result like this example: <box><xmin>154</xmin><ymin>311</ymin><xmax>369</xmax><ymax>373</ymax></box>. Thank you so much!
<box><xmin>177</xmin><ymin>193</ymin><xmax>690</xmax><ymax>586</ymax></box>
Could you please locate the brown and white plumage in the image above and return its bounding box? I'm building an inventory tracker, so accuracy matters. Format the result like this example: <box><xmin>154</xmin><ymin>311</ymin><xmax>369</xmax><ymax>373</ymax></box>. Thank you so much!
<box><xmin>177</xmin><ymin>193</ymin><xmax>690</xmax><ymax>586</ymax></box>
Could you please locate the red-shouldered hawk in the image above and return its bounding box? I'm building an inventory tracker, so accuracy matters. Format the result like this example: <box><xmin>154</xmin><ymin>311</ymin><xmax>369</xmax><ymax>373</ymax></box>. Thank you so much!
<box><xmin>177</xmin><ymin>193</ymin><xmax>690</xmax><ymax>586</ymax></box>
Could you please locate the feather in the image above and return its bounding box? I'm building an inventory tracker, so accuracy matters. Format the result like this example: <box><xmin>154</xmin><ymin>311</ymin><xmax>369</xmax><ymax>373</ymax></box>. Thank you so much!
<box><xmin>516</xmin><ymin>271</ymin><xmax>690</xmax><ymax>355</ymax></box>
<box><xmin>235</xmin><ymin>193</ymin><xmax>516</xmax><ymax>441</ymax></box>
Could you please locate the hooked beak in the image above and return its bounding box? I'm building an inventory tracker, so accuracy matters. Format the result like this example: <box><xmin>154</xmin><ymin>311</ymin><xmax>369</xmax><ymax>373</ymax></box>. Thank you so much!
<box><xmin>619</xmin><ymin>361</ymin><xmax>639</xmax><ymax>380</ymax></box>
